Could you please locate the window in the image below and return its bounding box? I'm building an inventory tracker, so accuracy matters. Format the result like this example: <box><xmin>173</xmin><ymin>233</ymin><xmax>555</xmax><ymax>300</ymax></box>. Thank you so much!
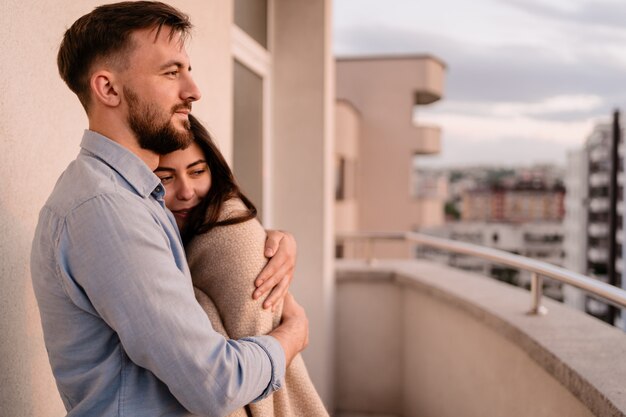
<box><xmin>232</xmin><ymin>5</ymin><xmax>271</xmax><ymax>224</ymax></box>
<box><xmin>335</xmin><ymin>157</ymin><xmax>346</xmax><ymax>201</ymax></box>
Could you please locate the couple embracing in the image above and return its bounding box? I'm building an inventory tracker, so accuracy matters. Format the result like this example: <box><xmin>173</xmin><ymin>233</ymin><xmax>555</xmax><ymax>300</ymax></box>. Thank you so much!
<box><xmin>31</xmin><ymin>2</ymin><xmax>328</xmax><ymax>416</ymax></box>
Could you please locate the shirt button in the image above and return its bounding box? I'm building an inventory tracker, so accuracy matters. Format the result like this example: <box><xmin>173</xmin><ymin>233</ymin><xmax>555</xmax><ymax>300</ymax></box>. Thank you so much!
<box><xmin>155</xmin><ymin>185</ymin><xmax>162</xmax><ymax>193</ymax></box>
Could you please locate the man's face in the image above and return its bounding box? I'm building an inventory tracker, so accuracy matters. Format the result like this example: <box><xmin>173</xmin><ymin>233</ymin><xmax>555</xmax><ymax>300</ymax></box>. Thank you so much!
<box><xmin>125</xmin><ymin>85</ymin><xmax>192</xmax><ymax>154</ymax></box>
<box><xmin>120</xmin><ymin>27</ymin><xmax>201</xmax><ymax>155</ymax></box>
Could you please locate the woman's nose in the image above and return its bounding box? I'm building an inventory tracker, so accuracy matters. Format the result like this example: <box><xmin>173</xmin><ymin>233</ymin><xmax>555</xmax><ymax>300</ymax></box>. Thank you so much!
<box><xmin>176</xmin><ymin>178</ymin><xmax>195</xmax><ymax>201</ymax></box>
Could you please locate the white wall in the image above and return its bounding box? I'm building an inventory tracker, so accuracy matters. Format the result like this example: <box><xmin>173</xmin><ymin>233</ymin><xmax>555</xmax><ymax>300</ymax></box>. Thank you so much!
<box><xmin>272</xmin><ymin>0</ymin><xmax>335</xmax><ymax>406</ymax></box>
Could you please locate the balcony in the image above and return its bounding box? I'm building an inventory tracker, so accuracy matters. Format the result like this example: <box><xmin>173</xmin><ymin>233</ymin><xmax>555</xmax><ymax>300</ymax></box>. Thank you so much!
<box><xmin>589</xmin><ymin>172</ymin><xmax>609</xmax><ymax>187</ymax></box>
<box><xmin>589</xmin><ymin>197</ymin><xmax>610</xmax><ymax>212</ymax></box>
<box><xmin>335</xmin><ymin>259</ymin><xmax>626</xmax><ymax>417</ymax></box>
<box><xmin>588</xmin><ymin>223</ymin><xmax>609</xmax><ymax>238</ymax></box>
<box><xmin>589</xmin><ymin>148</ymin><xmax>609</xmax><ymax>163</ymax></box>
<box><xmin>588</xmin><ymin>247</ymin><xmax>608</xmax><ymax>263</ymax></box>
<box><xmin>414</xmin><ymin>125</ymin><xmax>441</xmax><ymax>155</ymax></box>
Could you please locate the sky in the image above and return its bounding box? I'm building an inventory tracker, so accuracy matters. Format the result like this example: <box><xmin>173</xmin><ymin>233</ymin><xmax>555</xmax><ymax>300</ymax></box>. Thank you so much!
<box><xmin>333</xmin><ymin>0</ymin><xmax>626</xmax><ymax>168</ymax></box>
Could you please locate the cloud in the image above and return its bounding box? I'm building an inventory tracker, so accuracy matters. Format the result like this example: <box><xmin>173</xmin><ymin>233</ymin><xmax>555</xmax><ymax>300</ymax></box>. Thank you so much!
<box><xmin>428</xmin><ymin>95</ymin><xmax>604</xmax><ymax>118</ymax></box>
<box><xmin>334</xmin><ymin>0</ymin><xmax>626</xmax><ymax>167</ymax></box>
<box><xmin>417</xmin><ymin>110</ymin><xmax>599</xmax><ymax>146</ymax></box>
<box><xmin>416</xmin><ymin>134</ymin><xmax>577</xmax><ymax>168</ymax></box>
<box><xmin>335</xmin><ymin>24</ymin><xmax>626</xmax><ymax>106</ymax></box>
<box><xmin>502</xmin><ymin>0</ymin><xmax>626</xmax><ymax>32</ymax></box>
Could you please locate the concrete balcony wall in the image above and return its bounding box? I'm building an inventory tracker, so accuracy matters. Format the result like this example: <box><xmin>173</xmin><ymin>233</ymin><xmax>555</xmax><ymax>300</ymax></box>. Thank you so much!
<box><xmin>335</xmin><ymin>260</ymin><xmax>626</xmax><ymax>417</ymax></box>
<box><xmin>411</xmin><ymin>197</ymin><xmax>445</xmax><ymax>229</ymax></box>
<box><xmin>414</xmin><ymin>125</ymin><xmax>441</xmax><ymax>155</ymax></box>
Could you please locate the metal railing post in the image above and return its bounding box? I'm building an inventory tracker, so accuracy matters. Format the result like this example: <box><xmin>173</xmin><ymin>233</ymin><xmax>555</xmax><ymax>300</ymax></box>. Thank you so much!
<box><xmin>527</xmin><ymin>272</ymin><xmax>548</xmax><ymax>315</ymax></box>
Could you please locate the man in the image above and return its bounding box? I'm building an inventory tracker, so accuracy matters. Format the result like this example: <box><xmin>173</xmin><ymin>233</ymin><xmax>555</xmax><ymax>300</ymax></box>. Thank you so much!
<box><xmin>30</xmin><ymin>2</ymin><xmax>309</xmax><ymax>416</ymax></box>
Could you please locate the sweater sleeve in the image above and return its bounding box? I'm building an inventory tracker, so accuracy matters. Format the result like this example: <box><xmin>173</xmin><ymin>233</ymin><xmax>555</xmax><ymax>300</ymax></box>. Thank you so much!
<box><xmin>186</xmin><ymin>198</ymin><xmax>280</xmax><ymax>341</ymax></box>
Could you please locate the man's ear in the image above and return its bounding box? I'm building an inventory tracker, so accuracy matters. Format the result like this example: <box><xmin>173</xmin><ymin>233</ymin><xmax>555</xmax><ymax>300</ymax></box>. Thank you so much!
<box><xmin>90</xmin><ymin>70</ymin><xmax>121</xmax><ymax>107</ymax></box>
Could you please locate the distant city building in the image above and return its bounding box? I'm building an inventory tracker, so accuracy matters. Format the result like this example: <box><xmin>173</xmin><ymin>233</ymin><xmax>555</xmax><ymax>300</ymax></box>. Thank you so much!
<box><xmin>414</xmin><ymin>165</ymin><xmax>566</xmax><ymax>298</ymax></box>
<box><xmin>461</xmin><ymin>181</ymin><xmax>565</xmax><ymax>223</ymax></box>
<box><xmin>334</xmin><ymin>55</ymin><xmax>447</xmax><ymax>258</ymax></box>
<box><xmin>419</xmin><ymin>221</ymin><xmax>565</xmax><ymax>299</ymax></box>
<box><xmin>581</xmin><ymin>122</ymin><xmax>623</xmax><ymax>322</ymax></box>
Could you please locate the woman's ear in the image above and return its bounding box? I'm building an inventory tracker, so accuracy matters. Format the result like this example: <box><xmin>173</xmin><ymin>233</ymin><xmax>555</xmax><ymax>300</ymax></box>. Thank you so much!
<box><xmin>90</xmin><ymin>70</ymin><xmax>121</xmax><ymax>108</ymax></box>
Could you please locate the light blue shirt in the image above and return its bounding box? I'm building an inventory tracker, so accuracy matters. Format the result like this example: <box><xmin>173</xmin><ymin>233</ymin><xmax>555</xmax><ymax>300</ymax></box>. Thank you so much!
<box><xmin>31</xmin><ymin>130</ymin><xmax>285</xmax><ymax>417</ymax></box>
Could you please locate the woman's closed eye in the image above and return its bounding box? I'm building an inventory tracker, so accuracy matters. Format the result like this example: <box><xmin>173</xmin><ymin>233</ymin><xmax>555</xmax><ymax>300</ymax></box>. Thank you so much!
<box><xmin>189</xmin><ymin>167</ymin><xmax>207</xmax><ymax>177</ymax></box>
<box><xmin>158</xmin><ymin>175</ymin><xmax>174</xmax><ymax>185</ymax></box>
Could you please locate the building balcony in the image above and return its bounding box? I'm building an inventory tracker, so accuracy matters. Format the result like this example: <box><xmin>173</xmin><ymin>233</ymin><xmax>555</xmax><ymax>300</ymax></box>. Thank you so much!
<box><xmin>589</xmin><ymin>197</ymin><xmax>610</xmax><ymax>212</ymax></box>
<box><xmin>336</xmin><ymin>55</ymin><xmax>446</xmax><ymax>108</ymax></box>
<box><xmin>589</xmin><ymin>172</ymin><xmax>609</xmax><ymax>187</ymax></box>
<box><xmin>588</xmin><ymin>223</ymin><xmax>609</xmax><ymax>238</ymax></box>
<box><xmin>335</xmin><ymin>259</ymin><xmax>626</xmax><ymax>417</ymax></box>
<box><xmin>589</xmin><ymin>172</ymin><xmax>624</xmax><ymax>188</ymax></box>
<box><xmin>413</xmin><ymin>125</ymin><xmax>441</xmax><ymax>155</ymax></box>
<box><xmin>589</xmin><ymin>148</ymin><xmax>609</xmax><ymax>163</ymax></box>
<box><xmin>588</xmin><ymin>247</ymin><xmax>608</xmax><ymax>263</ymax></box>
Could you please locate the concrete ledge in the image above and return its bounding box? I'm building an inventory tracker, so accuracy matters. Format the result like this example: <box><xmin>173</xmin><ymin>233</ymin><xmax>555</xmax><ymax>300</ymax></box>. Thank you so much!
<box><xmin>336</xmin><ymin>259</ymin><xmax>626</xmax><ymax>417</ymax></box>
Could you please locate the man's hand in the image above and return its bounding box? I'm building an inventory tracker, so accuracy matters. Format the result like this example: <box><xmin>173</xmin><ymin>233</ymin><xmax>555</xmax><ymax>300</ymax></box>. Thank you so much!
<box><xmin>269</xmin><ymin>293</ymin><xmax>309</xmax><ymax>366</ymax></box>
<box><xmin>254</xmin><ymin>230</ymin><xmax>297</xmax><ymax>310</ymax></box>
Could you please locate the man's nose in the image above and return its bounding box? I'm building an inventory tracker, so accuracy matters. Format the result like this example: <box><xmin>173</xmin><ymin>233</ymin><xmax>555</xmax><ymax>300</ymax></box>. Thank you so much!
<box><xmin>181</xmin><ymin>73</ymin><xmax>202</xmax><ymax>102</ymax></box>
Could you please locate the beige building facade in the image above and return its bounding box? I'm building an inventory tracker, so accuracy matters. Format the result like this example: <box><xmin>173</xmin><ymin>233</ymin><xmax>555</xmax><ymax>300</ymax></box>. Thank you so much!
<box><xmin>335</xmin><ymin>56</ymin><xmax>447</xmax><ymax>258</ymax></box>
<box><xmin>1</xmin><ymin>1</ymin><xmax>334</xmax><ymax>414</ymax></box>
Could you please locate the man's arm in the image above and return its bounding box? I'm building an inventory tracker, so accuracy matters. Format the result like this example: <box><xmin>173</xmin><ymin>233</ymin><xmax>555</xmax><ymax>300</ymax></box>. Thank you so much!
<box><xmin>255</xmin><ymin>230</ymin><xmax>297</xmax><ymax>310</ymax></box>
<box><xmin>60</xmin><ymin>194</ymin><xmax>285</xmax><ymax>416</ymax></box>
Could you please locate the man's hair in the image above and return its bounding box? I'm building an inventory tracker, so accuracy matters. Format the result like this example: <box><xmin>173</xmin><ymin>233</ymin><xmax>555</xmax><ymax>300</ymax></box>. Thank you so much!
<box><xmin>57</xmin><ymin>1</ymin><xmax>192</xmax><ymax>112</ymax></box>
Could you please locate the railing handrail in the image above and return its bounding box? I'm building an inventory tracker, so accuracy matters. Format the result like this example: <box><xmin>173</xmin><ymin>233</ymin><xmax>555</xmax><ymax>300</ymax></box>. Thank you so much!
<box><xmin>336</xmin><ymin>231</ymin><xmax>626</xmax><ymax>312</ymax></box>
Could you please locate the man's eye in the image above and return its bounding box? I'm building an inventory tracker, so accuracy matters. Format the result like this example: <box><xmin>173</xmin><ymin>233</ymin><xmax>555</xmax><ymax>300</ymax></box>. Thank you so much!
<box><xmin>165</xmin><ymin>70</ymin><xmax>179</xmax><ymax>77</ymax></box>
<box><xmin>158</xmin><ymin>176</ymin><xmax>173</xmax><ymax>184</ymax></box>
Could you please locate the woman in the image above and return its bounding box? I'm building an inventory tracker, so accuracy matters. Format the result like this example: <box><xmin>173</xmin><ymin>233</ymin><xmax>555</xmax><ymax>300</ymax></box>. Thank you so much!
<box><xmin>156</xmin><ymin>115</ymin><xmax>328</xmax><ymax>417</ymax></box>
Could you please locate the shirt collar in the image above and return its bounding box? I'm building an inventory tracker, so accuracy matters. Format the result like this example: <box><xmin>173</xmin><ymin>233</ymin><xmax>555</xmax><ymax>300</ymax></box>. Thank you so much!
<box><xmin>80</xmin><ymin>130</ymin><xmax>162</xmax><ymax>198</ymax></box>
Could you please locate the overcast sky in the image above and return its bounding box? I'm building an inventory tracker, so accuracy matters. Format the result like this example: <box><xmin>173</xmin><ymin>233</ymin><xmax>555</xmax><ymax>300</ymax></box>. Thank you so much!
<box><xmin>333</xmin><ymin>0</ymin><xmax>626</xmax><ymax>168</ymax></box>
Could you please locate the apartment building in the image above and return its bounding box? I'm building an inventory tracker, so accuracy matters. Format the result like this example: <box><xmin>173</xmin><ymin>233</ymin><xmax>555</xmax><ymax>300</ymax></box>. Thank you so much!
<box><xmin>461</xmin><ymin>182</ymin><xmax>565</xmax><ymax>223</ymax></box>
<box><xmin>582</xmin><ymin>123</ymin><xmax>623</xmax><ymax>322</ymax></box>
<box><xmin>335</xmin><ymin>55</ymin><xmax>447</xmax><ymax>258</ymax></box>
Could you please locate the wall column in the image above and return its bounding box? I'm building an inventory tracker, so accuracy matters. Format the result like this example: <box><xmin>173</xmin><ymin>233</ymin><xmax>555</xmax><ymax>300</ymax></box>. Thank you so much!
<box><xmin>271</xmin><ymin>0</ymin><xmax>335</xmax><ymax>407</ymax></box>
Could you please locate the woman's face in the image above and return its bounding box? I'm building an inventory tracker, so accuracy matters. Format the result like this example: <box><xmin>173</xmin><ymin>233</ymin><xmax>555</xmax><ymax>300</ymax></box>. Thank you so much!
<box><xmin>155</xmin><ymin>142</ymin><xmax>211</xmax><ymax>229</ymax></box>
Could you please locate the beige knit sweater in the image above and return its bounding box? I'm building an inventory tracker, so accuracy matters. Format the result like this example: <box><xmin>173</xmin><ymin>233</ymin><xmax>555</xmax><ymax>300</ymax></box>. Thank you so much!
<box><xmin>185</xmin><ymin>198</ymin><xmax>329</xmax><ymax>417</ymax></box>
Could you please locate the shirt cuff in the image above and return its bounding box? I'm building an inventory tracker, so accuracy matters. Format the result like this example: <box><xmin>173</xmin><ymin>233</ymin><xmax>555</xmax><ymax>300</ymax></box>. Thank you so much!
<box><xmin>241</xmin><ymin>335</ymin><xmax>286</xmax><ymax>400</ymax></box>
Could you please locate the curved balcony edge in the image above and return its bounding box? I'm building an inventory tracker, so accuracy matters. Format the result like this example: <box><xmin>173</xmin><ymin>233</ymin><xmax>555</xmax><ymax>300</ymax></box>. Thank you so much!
<box><xmin>336</xmin><ymin>259</ymin><xmax>626</xmax><ymax>417</ymax></box>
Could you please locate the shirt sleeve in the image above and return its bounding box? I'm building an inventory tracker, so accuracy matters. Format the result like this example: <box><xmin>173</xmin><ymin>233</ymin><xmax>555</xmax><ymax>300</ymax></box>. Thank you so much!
<box><xmin>57</xmin><ymin>192</ymin><xmax>285</xmax><ymax>416</ymax></box>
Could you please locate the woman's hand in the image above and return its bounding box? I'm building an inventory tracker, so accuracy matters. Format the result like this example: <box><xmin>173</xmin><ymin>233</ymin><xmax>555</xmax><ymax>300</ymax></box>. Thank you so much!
<box><xmin>254</xmin><ymin>230</ymin><xmax>297</xmax><ymax>310</ymax></box>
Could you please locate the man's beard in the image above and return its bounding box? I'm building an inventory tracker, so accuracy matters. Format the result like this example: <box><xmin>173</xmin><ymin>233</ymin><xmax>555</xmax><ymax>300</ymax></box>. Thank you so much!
<box><xmin>124</xmin><ymin>86</ymin><xmax>193</xmax><ymax>155</ymax></box>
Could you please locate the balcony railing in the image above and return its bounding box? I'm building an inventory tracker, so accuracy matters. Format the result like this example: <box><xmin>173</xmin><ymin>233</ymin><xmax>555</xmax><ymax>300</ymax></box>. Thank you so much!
<box><xmin>335</xmin><ymin>231</ymin><xmax>626</xmax><ymax>417</ymax></box>
<box><xmin>337</xmin><ymin>231</ymin><xmax>626</xmax><ymax>314</ymax></box>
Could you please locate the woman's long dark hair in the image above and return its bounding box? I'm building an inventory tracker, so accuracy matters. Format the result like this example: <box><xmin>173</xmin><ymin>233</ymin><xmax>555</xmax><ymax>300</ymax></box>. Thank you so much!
<box><xmin>181</xmin><ymin>114</ymin><xmax>257</xmax><ymax>245</ymax></box>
